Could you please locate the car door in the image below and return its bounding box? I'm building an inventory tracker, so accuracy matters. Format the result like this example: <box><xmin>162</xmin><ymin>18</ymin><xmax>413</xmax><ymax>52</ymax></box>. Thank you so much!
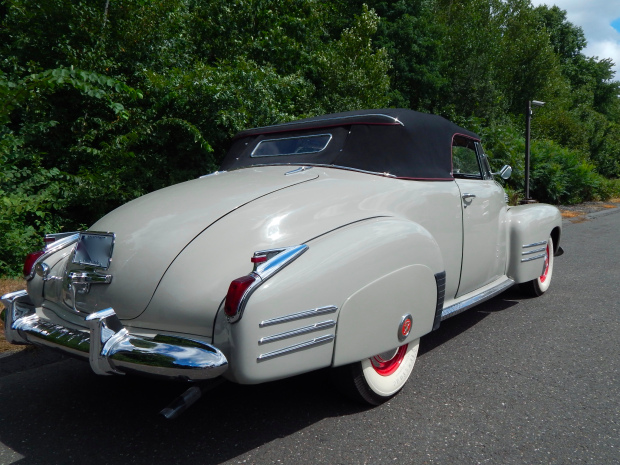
<box><xmin>452</xmin><ymin>136</ymin><xmax>508</xmax><ymax>298</ymax></box>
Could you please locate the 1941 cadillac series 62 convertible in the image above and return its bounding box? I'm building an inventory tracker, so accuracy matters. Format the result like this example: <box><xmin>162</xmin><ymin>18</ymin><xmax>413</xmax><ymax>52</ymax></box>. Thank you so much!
<box><xmin>2</xmin><ymin>109</ymin><xmax>562</xmax><ymax>411</ymax></box>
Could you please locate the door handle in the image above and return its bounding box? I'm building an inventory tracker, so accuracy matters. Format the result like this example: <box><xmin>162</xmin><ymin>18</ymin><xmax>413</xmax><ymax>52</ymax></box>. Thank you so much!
<box><xmin>461</xmin><ymin>193</ymin><xmax>476</xmax><ymax>200</ymax></box>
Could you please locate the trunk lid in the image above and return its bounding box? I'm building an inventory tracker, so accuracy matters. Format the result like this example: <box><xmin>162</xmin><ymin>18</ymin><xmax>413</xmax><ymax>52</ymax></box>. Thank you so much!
<box><xmin>66</xmin><ymin>167</ymin><xmax>317</xmax><ymax>319</ymax></box>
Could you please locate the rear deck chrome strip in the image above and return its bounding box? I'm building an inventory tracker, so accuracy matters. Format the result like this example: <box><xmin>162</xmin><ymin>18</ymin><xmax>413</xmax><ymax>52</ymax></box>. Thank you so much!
<box><xmin>257</xmin><ymin>334</ymin><xmax>335</xmax><ymax>362</ymax></box>
<box><xmin>258</xmin><ymin>320</ymin><xmax>336</xmax><ymax>345</ymax></box>
<box><xmin>440</xmin><ymin>278</ymin><xmax>514</xmax><ymax>321</ymax></box>
<box><xmin>259</xmin><ymin>305</ymin><xmax>338</xmax><ymax>328</ymax></box>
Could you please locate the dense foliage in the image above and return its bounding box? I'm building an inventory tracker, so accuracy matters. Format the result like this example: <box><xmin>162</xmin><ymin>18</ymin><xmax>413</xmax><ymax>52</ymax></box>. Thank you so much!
<box><xmin>1</xmin><ymin>0</ymin><xmax>619</xmax><ymax>275</ymax></box>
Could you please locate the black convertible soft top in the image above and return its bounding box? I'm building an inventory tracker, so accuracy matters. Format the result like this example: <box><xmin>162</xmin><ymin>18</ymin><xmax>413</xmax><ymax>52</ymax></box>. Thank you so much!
<box><xmin>220</xmin><ymin>108</ymin><xmax>480</xmax><ymax>180</ymax></box>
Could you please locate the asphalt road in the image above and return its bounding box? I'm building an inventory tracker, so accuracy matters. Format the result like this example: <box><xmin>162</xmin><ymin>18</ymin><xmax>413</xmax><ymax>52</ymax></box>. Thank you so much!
<box><xmin>1</xmin><ymin>208</ymin><xmax>619</xmax><ymax>465</ymax></box>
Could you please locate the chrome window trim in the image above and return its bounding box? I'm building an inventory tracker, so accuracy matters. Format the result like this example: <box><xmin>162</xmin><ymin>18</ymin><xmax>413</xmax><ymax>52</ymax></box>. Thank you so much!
<box><xmin>256</xmin><ymin>334</ymin><xmax>335</xmax><ymax>362</ymax></box>
<box><xmin>259</xmin><ymin>305</ymin><xmax>338</xmax><ymax>327</ymax></box>
<box><xmin>258</xmin><ymin>320</ymin><xmax>336</xmax><ymax>345</ymax></box>
<box><xmin>522</xmin><ymin>241</ymin><xmax>547</xmax><ymax>248</ymax></box>
<box><xmin>521</xmin><ymin>253</ymin><xmax>546</xmax><ymax>263</ymax></box>
<box><xmin>250</xmin><ymin>133</ymin><xmax>333</xmax><ymax>158</ymax></box>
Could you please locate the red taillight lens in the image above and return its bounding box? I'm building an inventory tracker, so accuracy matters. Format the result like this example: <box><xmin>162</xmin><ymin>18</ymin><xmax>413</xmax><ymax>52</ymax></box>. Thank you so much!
<box><xmin>224</xmin><ymin>275</ymin><xmax>258</xmax><ymax>318</ymax></box>
<box><xmin>23</xmin><ymin>250</ymin><xmax>45</xmax><ymax>277</ymax></box>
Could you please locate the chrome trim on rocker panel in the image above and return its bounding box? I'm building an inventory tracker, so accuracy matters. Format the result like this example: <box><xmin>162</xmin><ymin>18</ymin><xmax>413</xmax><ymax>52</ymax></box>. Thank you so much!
<box><xmin>440</xmin><ymin>278</ymin><xmax>514</xmax><ymax>321</ymax></box>
<box><xmin>259</xmin><ymin>305</ymin><xmax>338</xmax><ymax>328</ymax></box>
<box><xmin>258</xmin><ymin>320</ymin><xmax>336</xmax><ymax>345</ymax></box>
<box><xmin>257</xmin><ymin>334</ymin><xmax>335</xmax><ymax>362</ymax></box>
<box><xmin>522</xmin><ymin>240</ymin><xmax>547</xmax><ymax>248</ymax></box>
<box><xmin>521</xmin><ymin>253</ymin><xmax>546</xmax><ymax>263</ymax></box>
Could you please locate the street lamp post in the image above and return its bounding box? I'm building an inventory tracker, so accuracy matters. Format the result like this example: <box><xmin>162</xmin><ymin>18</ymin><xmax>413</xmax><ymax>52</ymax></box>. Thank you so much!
<box><xmin>524</xmin><ymin>100</ymin><xmax>545</xmax><ymax>203</ymax></box>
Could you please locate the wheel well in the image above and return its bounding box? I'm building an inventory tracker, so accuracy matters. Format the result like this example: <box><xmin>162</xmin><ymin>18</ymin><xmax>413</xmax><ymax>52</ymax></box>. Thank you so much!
<box><xmin>551</xmin><ymin>227</ymin><xmax>561</xmax><ymax>254</ymax></box>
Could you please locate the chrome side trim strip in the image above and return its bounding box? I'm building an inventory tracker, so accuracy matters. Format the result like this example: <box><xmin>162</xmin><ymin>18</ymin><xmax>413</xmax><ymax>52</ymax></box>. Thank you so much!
<box><xmin>440</xmin><ymin>278</ymin><xmax>514</xmax><ymax>321</ymax></box>
<box><xmin>258</xmin><ymin>320</ymin><xmax>336</xmax><ymax>345</ymax></box>
<box><xmin>259</xmin><ymin>305</ymin><xmax>338</xmax><ymax>328</ymax></box>
<box><xmin>257</xmin><ymin>334</ymin><xmax>335</xmax><ymax>362</ymax></box>
<box><xmin>521</xmin><ymin>253</ymin><xmax>546</xmax><ymax>262</ymax></box>
<box><xmin>522</xmin><ymin>240</ymin><xmax>547</xmax><ymax>248</ymax></box>
<box><xmin>522</xmin><ymin>247</ymin><xmax>546</xmax><ymax>255</ymax></box>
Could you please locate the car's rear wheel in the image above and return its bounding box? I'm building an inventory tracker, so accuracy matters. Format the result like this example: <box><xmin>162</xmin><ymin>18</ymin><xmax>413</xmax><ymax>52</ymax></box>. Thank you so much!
<box><xmin>332</xmin><ymin>339</ymin><xmax>419</xmax><ymax>405</ymax></box>
<box><xmin>520</xmin><ymin>236</ymin><xmax>554</xmax><ymax>297</ymax></box>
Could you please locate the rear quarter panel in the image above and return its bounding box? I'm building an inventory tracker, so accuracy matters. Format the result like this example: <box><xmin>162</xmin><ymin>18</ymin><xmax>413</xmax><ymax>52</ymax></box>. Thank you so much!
<box><xmin>215</xmin><ymin>217</ymin><xmax>443</xmax><ymax>384</ymax></box>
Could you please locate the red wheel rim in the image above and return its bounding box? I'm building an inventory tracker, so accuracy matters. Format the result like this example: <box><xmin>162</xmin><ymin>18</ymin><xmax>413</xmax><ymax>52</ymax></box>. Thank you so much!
<box><xmin>370</xmin><ymin>344</ymin><xmax>408</xmax><ymax>376</ymax></box>
<box><xmin>540</xmin><ymin>244</ymin><xmax>550</xmax><ymax>283</ymax></box>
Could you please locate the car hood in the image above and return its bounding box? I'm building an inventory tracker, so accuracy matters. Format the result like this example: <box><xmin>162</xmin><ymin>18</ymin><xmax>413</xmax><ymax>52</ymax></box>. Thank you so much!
<box><xmin>79</xmin><ymin>167</ymin><xmax>318</xmax><ymax>319</ymax></box>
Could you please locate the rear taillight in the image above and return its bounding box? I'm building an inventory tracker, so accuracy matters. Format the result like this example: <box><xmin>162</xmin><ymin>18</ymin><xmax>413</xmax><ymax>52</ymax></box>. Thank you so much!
<box><xmin>23</xmin><ymin>250</ymin><xmax>45</xmax><ymax>277</ymax></box>
<box><xmin>224</xmin><ymin>274</ymin><xmax>259</xmax><ymax>320</ymax></box>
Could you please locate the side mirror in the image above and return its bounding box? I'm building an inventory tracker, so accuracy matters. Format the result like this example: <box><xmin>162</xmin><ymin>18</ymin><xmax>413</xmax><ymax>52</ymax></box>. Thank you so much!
<box><xmin>493</xmin><ymin>165</ymin><xmax>512</xmax><ymax>180</ymax></box>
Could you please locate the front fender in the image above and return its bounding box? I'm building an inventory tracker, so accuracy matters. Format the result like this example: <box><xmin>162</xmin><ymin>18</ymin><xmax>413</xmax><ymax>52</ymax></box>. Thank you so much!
<box><xmin>506</xmin><ymin>204</ymin><xmax>562</xmax><ymax>283</ymax></box>
<box><xmin>217</xmin><ymin>217</ymin><xmax>444</xmax><ymax>384</ymax></box>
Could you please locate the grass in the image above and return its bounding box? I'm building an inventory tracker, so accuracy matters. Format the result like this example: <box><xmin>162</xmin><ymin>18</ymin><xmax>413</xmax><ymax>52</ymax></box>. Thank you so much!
<box><xmin>0</xmin><ymin>277</ymin><xmax>26</xmax><ymax>353</ymax></box>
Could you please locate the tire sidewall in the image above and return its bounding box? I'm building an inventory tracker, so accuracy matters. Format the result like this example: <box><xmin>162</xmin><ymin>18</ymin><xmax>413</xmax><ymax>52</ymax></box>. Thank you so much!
<box><xmin>360</xmin><ymin>339</ymin><xmax>419</xmax><ymax>397</ymax></box>
<box><xmin>537</xmin><ymin>236</ymin><xmax>554</xmax><ymax>293</ymax></box>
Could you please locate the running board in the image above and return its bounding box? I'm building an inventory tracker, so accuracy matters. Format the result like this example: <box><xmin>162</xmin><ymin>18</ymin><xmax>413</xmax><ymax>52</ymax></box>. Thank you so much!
<box><xmin>440</xmin><ymin>278</ymin><xmax>514</xmax><ymax>321</ymax></box>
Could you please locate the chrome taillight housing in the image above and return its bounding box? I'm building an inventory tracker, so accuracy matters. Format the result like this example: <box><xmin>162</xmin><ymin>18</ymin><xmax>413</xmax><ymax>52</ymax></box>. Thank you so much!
<box><xmin>224</xmin><ymin>244</ymin><xmax>308</xmax><ymax>323</ymax></box>
<box><xmin>23</xmin><ymin>232</ymin><xmax>80</xmax><ymax>280</ymax></box>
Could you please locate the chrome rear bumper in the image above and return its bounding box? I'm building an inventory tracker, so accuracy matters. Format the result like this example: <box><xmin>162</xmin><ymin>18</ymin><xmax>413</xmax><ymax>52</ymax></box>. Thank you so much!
<box><xmin>1</xmin><ymin>290</ymin><xmax>227</xmax><ymax>381</ymax></box>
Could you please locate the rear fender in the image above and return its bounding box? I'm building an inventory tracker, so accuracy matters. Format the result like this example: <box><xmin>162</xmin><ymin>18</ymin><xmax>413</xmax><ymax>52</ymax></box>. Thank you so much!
<box><xmin>506</xmin><ymin>204</ymin><xmax>562</xmax><ymax>283</ymax></box>
<box><xmin>218</xmin><ymin>217</ymin><xmax>444</xmax><ymax>384</ymax></box>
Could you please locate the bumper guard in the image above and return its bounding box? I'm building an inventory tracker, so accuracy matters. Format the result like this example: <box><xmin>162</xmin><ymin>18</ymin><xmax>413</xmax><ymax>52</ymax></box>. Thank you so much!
<box><xmin>1</xmin><ymin>290</ymin><xmax>228</xmax><ymax>381</ymax></box>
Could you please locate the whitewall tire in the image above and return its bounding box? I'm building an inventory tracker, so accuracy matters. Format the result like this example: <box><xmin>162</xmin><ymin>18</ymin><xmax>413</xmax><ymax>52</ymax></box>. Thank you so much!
<box><xmin>332</xmin><ymin>339</ymin><xmax>419</xmax><ymax>405</ymax></box>
<box><xmin>521</xmin><ymin>236</ymin><xmax>554</xmax><ymax>297</ymax></box>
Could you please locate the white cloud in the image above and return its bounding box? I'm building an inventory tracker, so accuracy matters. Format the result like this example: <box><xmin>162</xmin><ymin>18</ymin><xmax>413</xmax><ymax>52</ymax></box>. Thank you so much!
<box><xmin>530</xmin><ymin>0</ymin><xmax>620</xmax><ymax>78</ymax></box>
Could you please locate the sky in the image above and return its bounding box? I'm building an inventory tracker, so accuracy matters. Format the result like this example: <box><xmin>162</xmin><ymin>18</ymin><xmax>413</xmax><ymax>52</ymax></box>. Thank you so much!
<box><xmin>530</xmin><ymin>0</ymin><xmax>620</xmax><ymax>79</ymax></box>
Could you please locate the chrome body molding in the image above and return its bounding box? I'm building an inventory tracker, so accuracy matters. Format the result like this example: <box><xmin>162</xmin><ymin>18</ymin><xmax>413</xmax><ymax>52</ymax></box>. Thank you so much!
<box><xmin>521</xmin><ymin>241</ymin><xmax>547</xmax><ymax>263</ymax></box>
<box><xmin>259</xmin><ymin>305</ymin><xmax>338</xmax><ymax>328</ymax></box>
<box><xmin>257</xmin><ymin>334</ymin><xmax>335</xmax><ymax>362</ymax></box>
<box><xmin>233</xmin><ymin>163</ymin><xmax>398</xmax><ymax>179</ymax></box>
<box><xmin>227</xmin><ymin>244</ymin><xmax>309</xmax><ymax>324</ymax></box>
<box><xmin>522</xmin><ymin>246</ymin><xmax>546</xmax><ymax>256</ymax></box>
<box><xmin>26</xmin><ymin>232</ymin><xmax>80</xmax><ymax>281</ymax></box>
<box><xmin>258</xmin><ymin>320</ymin><xmax>336</xmax><ymax>345</ymax></box>
<box><xmin>285</xmin><ymin>166</ymin><xmax>313</xmax><ymax>176</ymax></box>
<box><xmin>522</xmin><ymin>240</ymin><xmax>547</xmax><ymax>248</ymax></box>
<box><xmin>2</xmin><ymin>290</ymin><xmax>227</xmax><ymax>381</ymax></box>
<box><xmin>440</xmin><ymin>277</ymin><xmax>514</xmax><ymax>321</ymax></box>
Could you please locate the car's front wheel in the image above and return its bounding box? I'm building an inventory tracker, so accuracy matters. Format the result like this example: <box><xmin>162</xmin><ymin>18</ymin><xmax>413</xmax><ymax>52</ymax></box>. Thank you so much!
<box><xmin>520</xmin><ymin>236</ymin><xmax>554</xmax><ymax>297</ymax></box>
<box><xmin>332</xmin><ymin>339</ymin><xmax>419</xmax><ymax>405</ymax></box>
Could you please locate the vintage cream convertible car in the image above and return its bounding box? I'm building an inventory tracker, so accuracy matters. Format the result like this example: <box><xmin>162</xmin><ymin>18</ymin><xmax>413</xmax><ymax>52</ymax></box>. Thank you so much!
<box><xmin>2</xmin><ymin>109</ymin><xmax>562</xmax><ymax>410</ymax></box>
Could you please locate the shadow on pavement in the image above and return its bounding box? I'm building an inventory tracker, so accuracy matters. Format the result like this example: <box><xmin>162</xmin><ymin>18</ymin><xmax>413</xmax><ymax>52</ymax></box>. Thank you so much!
<box><xmin>0</xmin><ymin>288</ymin><xmax>522</xmax><ymax>465</ymax></box>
